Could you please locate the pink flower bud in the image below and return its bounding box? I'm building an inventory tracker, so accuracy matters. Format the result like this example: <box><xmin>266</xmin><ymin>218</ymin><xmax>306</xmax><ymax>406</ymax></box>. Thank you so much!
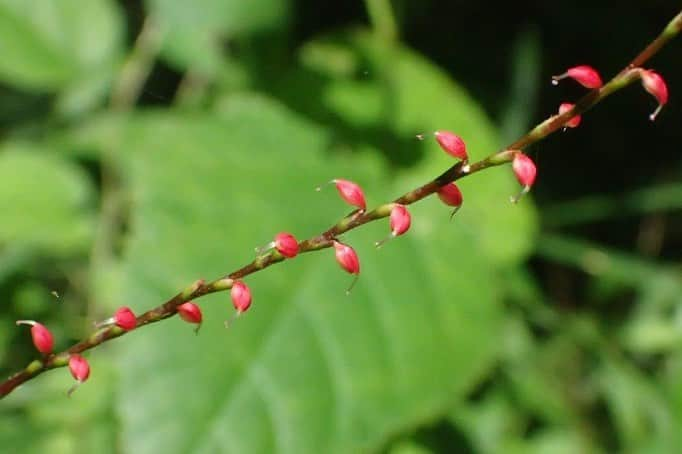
<box><xmin>178</xmin><ymin>301</ymin><xmax>203</xmax><ymax>334</ymax></box>
<box><xmin>552</xmin><ymin>65</ymin><xmax>603</xmax><ymax>89</ymax></box>
<box><xmin>316</xmin><ymin>178</ymin><xmax>366</xmax><ymax>211</ymax></box>
<box><xmin>640</xmin><ymin>69</ymin><xmax>668</xmax><ymax>121</ymax></box>
<box><xmin>434</xmin><ymin>131</ymin><xmax>468</xmax><ymax>163</ymax></box>
<box><xmin>558</xmin><ymin>102</ymin><xmax>581</xmax><ymax>128</ymax></box>
<box><xmin>16</xmin><ymin>320</ymin><xmax>54</xmax><ymax>355</ymax></box>
<box><xmin>333</xmin><ymin>240</ymin><xmax>360</xmax><ymax>294</ymax></box>
<box><xmin>436</xmin><ymin>183</ymin><xmax>463</xmax><ymax>218</ymax></box>
<box><xmin>113</xmin><ymin>307</ymin><xmax>137</xmax><ymax>331</ymax></box>
<box><xmin>67</xmin><ymin>354</ymin><xmax>90</xmax><ymax>396</ymax></box>
<box><xmin>231</xmin><ymin>281</ymin><xmax>252</xmax><ymax>314</ymax></box>
<box><xmin>274</xmin><ymin>232</ymin><xmax>299</xmax><ymax>258</ymax></box>
<box><xmin>511</xmin><ymin>152</ymin><xmax>537</xmax><ymax>203</ymax></box>
<box><xmin>375</xmin><ymin>204</ymin><xmax>411</xmax><ymax>248</ymax></box>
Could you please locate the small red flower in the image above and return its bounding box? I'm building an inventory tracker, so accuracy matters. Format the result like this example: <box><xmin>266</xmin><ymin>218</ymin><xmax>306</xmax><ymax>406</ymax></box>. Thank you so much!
<box><xmin>178</xmin><ymin>302</ymin><xmax>203</xmax><ymax>334</ymax></box>
<box><xmin>231</xmin><ymin>281</ymin><xmax>252</xmax><ymax>314</ymax></box>
<box><xmin>510</xmin><ymin>152</ymin><xmax>537</xmax><ymax>203</ymax></box>
<box><xmin>375</xmin><ymin>204</ymin><xmax>412</xmax><ymax>248</ymax></box>
<box><xmin>274</xmin><ymin>232</ymin><xmax>299</xmax><ymax>258</ymax></box>
<box><xmin>552</xmin><ymin>65</ymin><xmax>603</xmax><ymax>89</ymax></box>
<box><xmin>558</xmin><ymin>102</ymin><xmax>581</xmax><ymax>128</ymax></box>
<box><xmin>317</xmin><ymin>179</ymin><xmax>367</xmax><ymax>211</ymax></box>
<box><xmin>437</xmin><ymin>183</ymin><xmax>463</xmax><ymax>218</ymax></box>
<box><xmin>16</xmin><ymin>320</ymin><xmax>54</xmax><ymax>355</ymax></box>
<box><xmin>640</xmin><ymin>69</ymin><xmax>668</xmax><ymax>121</ymax></box>
<box><xmin>435</xmin><ymin>131</ymin><xmax>468</xmax><ymax>163</ymax></box>
<box><xmin>333</xmin><ymin>240</ymin><xmax>360</xmax><ymax>294</ymax></box>
<box><xmin>67</xmin><ymin>354</ymin><xmax>90</xmax><ymax>396</ymax></box>
<box><xmin>114</xmin><ymin>307</ymin><xmax>137</xmax><ymax>331</ymax></box>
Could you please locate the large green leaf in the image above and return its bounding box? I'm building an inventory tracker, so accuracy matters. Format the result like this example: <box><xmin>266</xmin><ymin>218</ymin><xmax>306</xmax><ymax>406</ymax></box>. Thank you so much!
<box><xmin>147</xmin><ymin>0</ymin><xmax>289</xmax><ymax>74</ymax></box>
<box><xmin>280</xmin><ymin>31</ymin><xmax>537</xmax><ymax>265</ymax></box>
<box><xmin>0</xmin><ymin>144</ymin><xmax>95</xmax><ymax>254</ymax></box>
<box><xmin>107</xmin><ymin>94</ymin><xmax>505</xmax><ymax>453</ymax></box>
<box><xmin>0</xmin><ymin>0</ymin><xmax>122</xmax><ymax>90</ymax></box>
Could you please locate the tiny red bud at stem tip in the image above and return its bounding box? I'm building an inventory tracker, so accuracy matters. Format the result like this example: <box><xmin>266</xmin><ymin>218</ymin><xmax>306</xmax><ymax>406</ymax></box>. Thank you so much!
<box><xmin>552</xmin><ymin>65</ymin><xmax>603</xmax><ymax>89</ymax></box>
<box><xmin>16</xmin><ymin>320</ymin><xmax>54</xmax><ymax>354</ymax></box>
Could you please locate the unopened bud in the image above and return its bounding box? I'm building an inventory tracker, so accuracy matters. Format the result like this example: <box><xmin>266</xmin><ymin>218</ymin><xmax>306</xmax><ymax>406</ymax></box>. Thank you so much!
<box><xmin>434</xmin><ymin>131</ymin><xmax>468</xmax><ymax>169</ymax></box>
<box><xmin>437</xmin><ymin>183</ymin><xmax>463</xmax><ymax>218</ymax></box>
<box><xmin>178</xmin><ymin>301</ymin><xmax>203</xmax><ymax>334</ymax></box>
<box><xmin>552</xmin><ymin>65</ymin><xmax>603</xmax><ymax>89</ymax></box>
<box><xmin>317</xmin><ymin>179</ymin><xmax>367</xmax><ymax>212</ymax></box>
<box><xmin>510</xmin><ymin>152</ymin><xmax>537</xmax><ymax>203</ymax></box>
<box><xmin>16</xmin><ymin>320</ymin><xmax>54</xmax><ymax>355</ymax></box>
<box><xmin>375</xmin><ymin>204</ymin><xmax>411</xmax><ymax>248</ymax></box>
<box><xmin>558</xmin><ymin>102</ymin><xmax>581</xmax><ymax>128</ymax></box>
<box><xmin>333</xmin><ymin>240</ymin><xmax>360</xmax><ymax>294</ymax></box>
<box><xmin>640</xmin><ymin>69</ymin><xmax>668</xmax><ymax>121</ymax></box>
<box><xmin>67</xmin><ymin>354</ymin><xmax>90</xmax><ymax>396</ymax></box>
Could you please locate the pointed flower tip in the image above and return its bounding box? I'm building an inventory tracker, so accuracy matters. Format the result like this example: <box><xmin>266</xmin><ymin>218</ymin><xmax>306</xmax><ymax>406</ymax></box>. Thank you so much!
<box><xmin>641</xmin><ymin>69</ymin><xmax>668</xmax><ymax>120</ymax></box>
<box><xmin>552</xmin><ymin>65</ymin><xmax>603</xmax><ymax>89</ymax></box>
<box><xmin>16</xmin><ymin>320</ymin><xmax>54</xmax><ymax>354</ymax></box>
<box><xmin>274</xmin><ymin>232</ymin><xmax>299</xmax><ymax>258</ymax></box>
<box><xmin>434</xmin><ymin>130</ymin><xmax>468</xmax><ymax>161</ymax></box>
<box><xmin>231</xmin><ymin>281</ymin><xmax>252</xmax><ymax>314</ymax></box>
<box><xmin>558</xmin><ymin>102</ymin><xmax>581</xmax><ymax>128</ymax></box>
<box><xmin>332</xmin><ymin>179</ymin><xmax>366</xmax><ymax>211</ymax></box>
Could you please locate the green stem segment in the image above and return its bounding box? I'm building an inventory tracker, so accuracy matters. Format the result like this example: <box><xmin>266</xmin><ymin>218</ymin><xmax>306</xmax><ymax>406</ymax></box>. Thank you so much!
<box><xmin>2</xmin><ymin>10</ymin><xmax>681</xmax><ymax>399</ymax></box>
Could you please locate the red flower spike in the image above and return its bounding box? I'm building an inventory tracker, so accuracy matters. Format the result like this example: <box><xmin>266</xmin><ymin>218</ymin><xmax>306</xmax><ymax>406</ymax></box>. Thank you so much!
<box><xmin>333</xmin><ymin>240</ymin><xmax>360</xmax><ymax>294</ymax></box>
<box><xmin>558</xmin><ymin>103</ymin><xmax>581</xmax><ymax>128</ymax></box>
<box><xmin>67</xmin><ymin>354</ymin><xmax>90</xmax><ymax>396</ymax></box>
<box><xmin>274</xmin><ymin>232</ymin><xmax>299</xmax><ymax>258</ymax></box>
<box><xmin>552</xmin><ymin>65</ymin><xmax>603</xmax><ymax>89</ymax></box>
<box><xmin>231</xmin><ymin>281</ymin><xmax>252</xmax><ymax>314</ymax></box>
<box><xmin>434</xmin><ymin>131</ymin><xmax>469</xmax><ymax>170</ymax></box>
<box><xmin>437</xmin><ymin>183</ymin><xmax>464</xmax><ymax>218</ymax></box>
<box><xmin>16</xmin><ymin>320</ymin><xmax>54</xmax><ymax>355</ymax></box>
<box><xmin>511</xmin><ymin>152</ymin><xmax>537</xmax><ymax>203</ymax></box>
<box><xmin>375</xmin><ymin>204</ymin><xmax>412</xmax><ymax>248</ymax></box>
<box><xmin>641</xmin><ymin>69</ymin><xmax>668</xmax><ymax>121</ymax></box>
<box><xmin>113</xmin><ymin>306</ymin><xmax>137</xmax><ymax>331</ymax></box>
<box><xmin>178</xmin><ymin>302</ymin><xmax>203</xmax><ymax>334</ymax></box>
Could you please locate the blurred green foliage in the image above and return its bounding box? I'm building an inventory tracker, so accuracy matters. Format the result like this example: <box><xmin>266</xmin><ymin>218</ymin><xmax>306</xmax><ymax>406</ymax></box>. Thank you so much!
<box><xmin>0</xmin><ymin>1</ymin><xmax>680</xmax><ymax>453</ymax></box>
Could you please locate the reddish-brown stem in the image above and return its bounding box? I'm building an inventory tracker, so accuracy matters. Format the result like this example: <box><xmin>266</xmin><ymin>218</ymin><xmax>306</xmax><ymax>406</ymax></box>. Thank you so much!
<box><xmin>1</xmin><ymin>10</ymin><xmax>680</xmax><ymax>400</ymax></box>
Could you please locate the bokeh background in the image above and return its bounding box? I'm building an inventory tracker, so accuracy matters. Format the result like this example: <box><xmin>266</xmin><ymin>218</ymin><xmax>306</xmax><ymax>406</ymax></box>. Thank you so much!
<box><xmin>1</xmin><ymin>1</ymin><xmax>681</xmax><ymax>453</ymax></box>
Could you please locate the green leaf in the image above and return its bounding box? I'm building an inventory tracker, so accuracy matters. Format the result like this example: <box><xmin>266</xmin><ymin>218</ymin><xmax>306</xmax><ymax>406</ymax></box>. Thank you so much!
<box><xmin>147</xmin><ymin>0</ymin><xmax>290</xmax><ymax>74</ymax></box>
<box><xmin>107</xmin><ymin>95</ymin><xmax>503</xmax><ymax>453</ymax></box>
<box><xmin>0</xmin><ymin>0</ymin><xmax>123</xmax><ymax>90</ymax></box>
<box><xmin>0</xmin><ymin>144</ymin><xmax>95</xmax><ymax>254</ymax></box>
<box><xmin>281</xmin><ymin>30</ymin><xmax>537</xmax><ymax>266</ymax></box>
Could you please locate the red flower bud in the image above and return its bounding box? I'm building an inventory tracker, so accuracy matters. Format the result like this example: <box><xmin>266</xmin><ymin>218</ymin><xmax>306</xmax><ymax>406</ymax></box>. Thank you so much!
<box><xmin>274</xmin><ymin>232</ymin><xmax>299</xmax><ymax>258</ymax></box>
<box><xmin>640</xmin><ymin>69</ymin><xmax>668</xmax><ymax>121</ymax></box>
<box><xmin>317</xmin><ymin>178</ymin><xmax>366</xmax><ymax>211</ymax></box>
<box><xmin>113</xmin><ymin>307</ymin><xmax>137</xmax><ymax>331</ymax></box>
<box><xmin>511</xmin><ymin>152</ymin><xmax>537</xmax><ymax>203</ymax></box>
<box><xmin>178</xmin><ymin>301</ymin><xmax>203</xmax><ymax>334</ymax></box>
<box><xmin>437</xmin><ymin>183</ymin><xmax>463</xmax><ymax>218</ymax></box>
<box><xmin>333</xmin><ymin>240</ymin><xmax>360</xmax><ymax>294</ymax></box>
<box><xmin>552</xmin><ymin>65</ymin><xmax>603</xmax><ymax>89</ymax></box>
<box><xmin>16</xmin><ymin>320</ymin><xmax>54</xmax><ymax>355</ymax></box>
<box><xmin>67</xmin><ymin>354</ymin><xmax>90</xmax><ymax>396</ymax></box>
<box><xmin>375</xmin><ymin>204</ymin><xmax>411</xmax><ymax>248</ymax></box>
<box><xmin>231</xmin><ymin>281</ymin><xmax>252</xmax><ymax>314</ymax></box>
<box><xmin>434</xmin><ymin>130</ymin><xmax>468</xmax><ymax>164</ymax></box>
<box><xmin>558</xmin><ymin>102</ymin><xmax>581</xmax><ymax>128</ymax></box>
